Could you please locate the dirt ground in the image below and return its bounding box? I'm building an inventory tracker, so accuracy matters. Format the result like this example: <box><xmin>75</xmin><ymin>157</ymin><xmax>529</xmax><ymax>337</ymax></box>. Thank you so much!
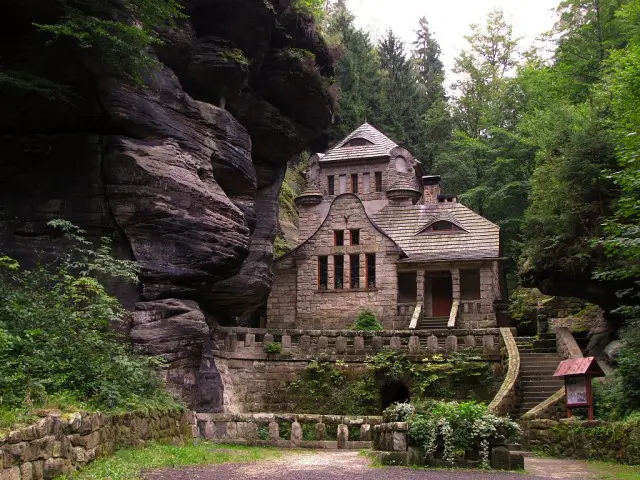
<box><xmin>143</xmin><ymin>450</ymin><xmax>607</xmax><ymax>480</ymax></box>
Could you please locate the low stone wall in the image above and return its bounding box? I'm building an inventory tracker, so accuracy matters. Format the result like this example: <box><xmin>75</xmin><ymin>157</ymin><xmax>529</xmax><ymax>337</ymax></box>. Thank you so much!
<box><xmin>372</xmin><ymin>421</ymin><xmax>523</xmax><ymax>470</ymax></box>
<box><xmin>487</xmin><ymin>327</ymin><xmax>520</xmax><ymax>416</ymax></box>
<box><xmin>214</xmin><ymin>327</ymin><xmax>502</xmax><ymax>360</ymax></box>
<box><xmin>521</xmin><ymin>418</ymin><xmax>640</xmax><ymax>465</ymax></box>
<box><xmin>0</xmin><ymin>409</ymin><xmax>195</xmax><ymax>479</ymax></box>
<box><xmin>196</xmin><ymin>412</ymin><xmax>380</xmax><ymax>450</ymax></box>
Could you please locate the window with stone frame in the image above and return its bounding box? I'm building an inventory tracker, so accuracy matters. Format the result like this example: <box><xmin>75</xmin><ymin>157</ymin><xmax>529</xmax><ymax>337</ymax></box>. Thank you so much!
<box><xmin>334</xmin><ymin>230</ymin><xmax>344</xmax><ymax>246</ymax></box>
<box><xmin>366</xmin><ymin>253</ymin><xmax>376</xmax><ymax>288</ymax></box>
<box><xmin>374</xmin><ymin>172</ymin><xmax>382</xmax><ymax>192</ymax></box>
<box><xmin>327</xmin><ymin>175</ymin><xmax>335</xmax><ymax>195</ymax></box>
<box><xmin>334</xmin><ymin>255</ymin><xmax>344</xmax><ymax>289</ymax></box>
<box><xmin>350</xmin><ymin>254</ymin><xmax>360</xmax><ymax>289</ymax></box>
<box><xmin>351</xmin><ymin>173</ymin><xmax>358</xmax><ymax>193</ymax></box>
<box><xmin>350</xmin><ymin>229</ymin><xmax>360</xmax><ymax>245</ymax></box>
<box><xmin>318</xmin><ymin>256</ymin><xmax>328</xmax><ymax>290</ymax></box>
<box><xmin>363</xmin><ymin>172</ymin><xmax>370</xmax><ymax>193</ymax></box>
<box><xmin>460</xmin><ymin>269</ymin><xmax>481</xmax><ymax>300</ymax></box>
<box><xmin>339</xmin><ymin>174</ymin><xmax>347</xmax><ymax>194</ymax></box>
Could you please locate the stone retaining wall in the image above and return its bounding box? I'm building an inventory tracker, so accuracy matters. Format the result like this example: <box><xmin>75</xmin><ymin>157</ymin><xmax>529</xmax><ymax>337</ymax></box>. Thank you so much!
<box><xmin>0</xmin><ymin>409</ymin><xmax>195</xmax><ymax>480</ymax></box>
<box><xmin>195</xmin><ymin>412</ymin><xmax>381</xmax><ymax>450</ymax></box>
<box><xmin>487</xmin><ymin>327</ymin><xmax>520</xmax><ymax>416</ymax></box>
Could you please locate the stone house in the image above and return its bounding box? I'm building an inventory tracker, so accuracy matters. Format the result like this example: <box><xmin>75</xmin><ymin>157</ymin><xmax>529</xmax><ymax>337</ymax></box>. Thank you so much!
<box><xmin>267</xmin><ymin>123</ymin><xmax>504</xmax><ymax>330</ymax></box>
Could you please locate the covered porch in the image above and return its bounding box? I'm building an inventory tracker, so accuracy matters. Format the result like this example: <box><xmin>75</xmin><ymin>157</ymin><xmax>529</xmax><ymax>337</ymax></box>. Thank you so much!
<box><xmin>395</xmin><ymin>262</ymin><xmax>501</xmax><ymax>330</ymax></box>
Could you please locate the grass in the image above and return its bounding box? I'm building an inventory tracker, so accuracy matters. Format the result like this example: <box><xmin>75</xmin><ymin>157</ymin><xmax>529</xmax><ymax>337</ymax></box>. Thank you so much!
<box><xmin>63</xmin><ymin>441</ymin><xmax>282</xmax><ymax>480</ymax></box>
<box><xmin>588</xmin><ymin>461</ymin><xmax>640</xmax><ymax>480</ymax></box>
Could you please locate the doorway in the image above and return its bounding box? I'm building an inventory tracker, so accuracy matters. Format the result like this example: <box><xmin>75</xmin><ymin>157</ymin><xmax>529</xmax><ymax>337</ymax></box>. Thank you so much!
<box><xmin>381</xmin><ymin>381</ymin><xmax>410</xmax><ymax>410</ymax></box>
<box><xmin>430</xmin><ymin>274</ymin><xmax>452</xmax><ymax>317</ymax></box>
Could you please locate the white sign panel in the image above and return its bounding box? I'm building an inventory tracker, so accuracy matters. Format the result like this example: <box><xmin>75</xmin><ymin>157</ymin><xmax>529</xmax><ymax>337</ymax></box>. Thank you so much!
<box><xmin>566</xmin><ymin>376</ymin><xmax>588</xmax><ymax>405</ymax></box>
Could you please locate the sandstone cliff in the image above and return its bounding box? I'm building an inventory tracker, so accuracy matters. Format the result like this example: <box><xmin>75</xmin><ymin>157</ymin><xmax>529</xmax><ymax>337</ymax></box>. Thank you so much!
<box><xmin>0</xmin><ymin>0</ymin><xmax>334</xmax><ymax>411</ymax></box>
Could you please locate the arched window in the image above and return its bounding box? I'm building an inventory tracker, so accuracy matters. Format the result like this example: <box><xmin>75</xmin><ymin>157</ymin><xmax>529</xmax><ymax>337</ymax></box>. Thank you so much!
<box><xmin>395</xmin><ymin>155</ymin><xmax>407</xmax><ymax>173</ymax></box>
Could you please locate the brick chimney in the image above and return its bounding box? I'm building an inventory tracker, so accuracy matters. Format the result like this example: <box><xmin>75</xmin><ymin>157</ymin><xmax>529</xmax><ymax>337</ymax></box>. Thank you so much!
<box><xmin>422</xmin><ymin>175</ymin><xmax>441</xmax><ymax>204</ymax></box>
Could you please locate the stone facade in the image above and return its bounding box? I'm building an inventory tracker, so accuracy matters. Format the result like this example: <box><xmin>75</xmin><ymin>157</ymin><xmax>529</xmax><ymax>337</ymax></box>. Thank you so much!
<box><xmin>0</xmin><ymin>409</ymin><xmax>195</xmax><ymax>479</ymax></box>
<box><xmin>269</xmin><ymin>194</ymin><xmax>402</xmax><ymax>330</ymax></box>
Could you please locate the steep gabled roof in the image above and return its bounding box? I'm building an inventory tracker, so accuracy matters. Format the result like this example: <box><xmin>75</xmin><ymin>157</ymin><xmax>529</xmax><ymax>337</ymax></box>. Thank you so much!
<box><xmin>320</xmin><ymin>122</ymin><xmax>398</xmax><ymax>162</ymax></box>
<box><xmin>372</xmin><ymin>203</ymin><xmax>500</xmax><ymax>262</ymax></box>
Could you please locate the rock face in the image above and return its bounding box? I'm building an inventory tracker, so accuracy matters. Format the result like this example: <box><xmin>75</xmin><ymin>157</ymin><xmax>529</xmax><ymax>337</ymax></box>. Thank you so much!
<box><xmin>0</xmin><ymin>1</ymin><xmax>334</xmax><ymax>410</ymax></box>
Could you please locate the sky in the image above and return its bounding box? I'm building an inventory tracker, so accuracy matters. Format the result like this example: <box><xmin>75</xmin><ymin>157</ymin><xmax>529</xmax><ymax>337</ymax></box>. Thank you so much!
<box><xmin>347</xmin><ymin>0</ymin><xmax>560</xmax><ymax>82</ymax></box>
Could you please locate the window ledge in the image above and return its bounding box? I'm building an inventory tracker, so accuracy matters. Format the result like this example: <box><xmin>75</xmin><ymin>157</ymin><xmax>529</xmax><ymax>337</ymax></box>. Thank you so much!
<box><xmin>315</xmin><ymin>288</ymin><xmax>378</xmax><ymax>294</ymax></box>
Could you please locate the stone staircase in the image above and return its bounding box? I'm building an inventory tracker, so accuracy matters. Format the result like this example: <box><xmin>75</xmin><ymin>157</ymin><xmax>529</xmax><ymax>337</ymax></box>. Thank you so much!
<box><xmin>514</xmin><ymin>336</ymin><xmax>564</xmax><ymax>418</ymax></box>
<box><xmin>417</xmin><ymin>315</ymin><xmax>448</xmax><ymax>329</ymax></box>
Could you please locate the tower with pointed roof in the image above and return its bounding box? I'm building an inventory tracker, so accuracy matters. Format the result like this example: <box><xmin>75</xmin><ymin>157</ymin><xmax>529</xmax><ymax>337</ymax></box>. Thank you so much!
<box><xmin>268</xmin><ymin>123</ymin><xmax>505</xmax><ymax>331</ymax></box>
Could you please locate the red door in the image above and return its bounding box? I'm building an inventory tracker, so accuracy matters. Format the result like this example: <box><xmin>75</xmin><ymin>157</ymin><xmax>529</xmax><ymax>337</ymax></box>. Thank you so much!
<box><xmin>431</xmin><ymin>277</ymin><xmax>452</xmax><ymax>317</ymax></box>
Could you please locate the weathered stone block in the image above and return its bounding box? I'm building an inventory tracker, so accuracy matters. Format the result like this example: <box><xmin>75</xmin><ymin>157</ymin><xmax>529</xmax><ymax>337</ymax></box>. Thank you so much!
<box><xmin>299</xmin><ymin>335</ymin><xmax>311</xmax><ymax>352</ymax></box>
<box><xmin>280</xmin><ymin>335</ymin><xmax>291</xmax><ymax>349</ymax></box>
<box><xmin>408</xmin><ymin>336</ymin><xmax>419</xmax><ymax>354</ymax></box>
<box><xmin>335</xmin><ymin>337</ymin><xmax>347</xmax><ymax>354</ymax></box>
<box><xmin>510</xmin><ymin>452</ymin><xmax>524</xmax><ymax>470</ymax></box>
<box><xmin>445</xmin><ymin>335</ymin><xmax>458</xmax><ymax>352</ymax></box>
<box><xmin>315</xmin><ymin>423</ymin><xmax>326</xmax><ymax>441</ymax></box>
<box><xmin>263</xmin><ymin>333</ymin><xmax>274</xmax><ymax>345</ymax></box>
<box><xmin>360</xmin><ymin>424</ymin><xmax>371</xmax><ymax>441</ymax></box>
<box><xmin>43</xmin><ymin>458</ymin><xmax>68</xmax><ymax>479</ymax></box>
<box><xmin>317</xmin><ymin>336</ymin><xmax>329</xmax><ymax>349</ymax></box>
<box><xmin>337</xmin><ymin>424</ymin><xmax>348</xmax><ymax>449</ymax></box>
<box><xmin>354</xmin><ymin>336</ymin><xmax>365</xmax><ymax>354</ymax></box>
<box><xmin>245</xmin><ymin>333</ymin><xmax>255</xmax><ymax>347</ymax></box>
<box><xmin>236</xmin><ymin>422</ymin><xmax>258</xmax><ymax>445</ymax></box>
<box><xmin>465</xmin><ymin>335</ymin><xmax>476</xmax><ymax>348</ymax></box>
<box><xmin>426</xmin><ymin>335</ymin><xmax>438</xmax><ymax>352</ymax></box>
<box><xmin>389</xmin><ymin>336</ymin><xmax>401</xmax><ymax>349</ymax></box>
<box><xmin>372</xmin><ymin>336</ymin><xmax>383</xmax><ymax>352</ymax></box>
<box><xmin>268</xmin><ymin>422</ymin><xmax>279</xmax><ymax>442</ymax></box>
<box><xmin>32</xmin><ymin>460</ymin><xmax>43</xmax><ymax>480</ymax></box>
<box><xmin>374</xmin><ymin>451</ymin><xmax>407</xmax><ymax>466</ymax></box>
<box><xmin>0</xmin><ymin>467</ymin><xmax>21</xmax><ymax>480</ymax></box>
<box><xmin>483</xmin><ymin>335</ymin><xmax>495</xmax><ymax>353</ymax></box>
<box><xmin>490</xmin><ymin>446</ymin><xmax>510</xmax><ymax>470</ymax></box>
<box><xmin>291</xmin><ymin>422</ymin><xmax>302</xmax><ymax>448</ymax></box>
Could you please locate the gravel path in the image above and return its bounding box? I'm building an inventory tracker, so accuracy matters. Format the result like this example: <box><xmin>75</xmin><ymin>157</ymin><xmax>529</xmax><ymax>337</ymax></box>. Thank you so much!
<box><xmin>143</xmin><ymin>450</ymin><xmax>587</xmax><ymax>480</ymax></box>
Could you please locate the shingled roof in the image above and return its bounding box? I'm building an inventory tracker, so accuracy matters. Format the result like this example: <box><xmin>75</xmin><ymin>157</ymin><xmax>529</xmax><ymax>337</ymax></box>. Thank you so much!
<box><xmin>372</xmin><ymin>203</ymin><xmax>500</xmax><ymax>262</ymax></box>
<box><xmin>320</xmin><ymin>122</ymin><xmax>398</xmax><ymax>162</ymax></box>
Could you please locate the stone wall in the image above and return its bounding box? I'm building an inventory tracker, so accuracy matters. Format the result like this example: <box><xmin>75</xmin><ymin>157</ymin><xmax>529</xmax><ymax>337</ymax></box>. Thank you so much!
<box><xmin>521</xmin><ymin>418</ymin><xmax>640</xmax><ymax>465</ymax></box>
<box><xmin>488</xmin><ymin>328</ymin><xmax>521</xmax><ymax>416</ymax></box>
<box><xmin>212</xmin><ymin>327</ymin><xmax>503</xmax><ymax>413</ymax></box>
<box><xmin>196</xmin><ymin>412</ymin><xmax>380</xmax><ymax>450</ymax></box>
<box><xmin>0</xmin><ymin>409</ymin><xmax>195</xmax><ymax>479</ymax></box>
<box><xmin>268</xmin><ymin>194</ymin><xmax>403</xmax><ymax>330</ymax></box>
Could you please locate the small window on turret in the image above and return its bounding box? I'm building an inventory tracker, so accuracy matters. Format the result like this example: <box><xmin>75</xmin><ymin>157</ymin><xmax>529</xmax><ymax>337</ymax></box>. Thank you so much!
<box><xmin>328</xmin><ymin>176</ymin><xmax>335</xmax><ymax>195</ymax></box>
<box><xmin>375</xmin><ymin>172</ymin><xmax>382</xmax><ymax>192</ymax></box>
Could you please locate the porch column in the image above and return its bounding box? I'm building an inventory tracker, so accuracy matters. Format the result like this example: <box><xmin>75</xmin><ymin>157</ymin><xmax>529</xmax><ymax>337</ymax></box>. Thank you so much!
<box><xmin>451</xmin><ymin>266</ymin><xmax>460</xmax><ymax>302</ymax></box>
<box><xmin>416</xmin><ymin>269</ymin><xmax>425</xmax><ymax>306</ymax></box>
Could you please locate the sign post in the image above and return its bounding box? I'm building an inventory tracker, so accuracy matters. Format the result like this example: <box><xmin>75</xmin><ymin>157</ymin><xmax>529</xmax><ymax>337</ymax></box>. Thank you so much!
<box><xmin>553</xmin><ymin>357</ymin><xmax>604</xmax><ymax>422</ymax></box>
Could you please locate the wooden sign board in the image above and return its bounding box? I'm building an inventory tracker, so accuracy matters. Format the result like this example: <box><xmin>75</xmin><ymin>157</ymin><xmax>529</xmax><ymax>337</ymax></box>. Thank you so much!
<box><xmin>566</xmin><ymin>376</ymin><xmax>588</xmax><ymax>406</ymax></box>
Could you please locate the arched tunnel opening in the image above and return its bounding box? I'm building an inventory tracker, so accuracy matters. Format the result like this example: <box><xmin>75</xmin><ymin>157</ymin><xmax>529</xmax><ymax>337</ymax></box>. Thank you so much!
<box><xmin>381</xmin><ymin>381</ymin><xmax>410</xmax><ymax>411</ymax></box>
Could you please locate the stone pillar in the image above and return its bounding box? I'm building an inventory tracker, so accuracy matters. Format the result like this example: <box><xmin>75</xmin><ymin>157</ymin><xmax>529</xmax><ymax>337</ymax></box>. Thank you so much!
<box><xmin>337</xmin><ymin>424</ymin><xmax>349</xmax><ymax>449</ymax></box>
<box><xmin>408</xmin><ymin>336</ymin><xmax>420</xmax><ymax>354</ymax></box>
<box><xmin>291</xmin><ymin>421</ymin><xmax>303</xmax><ymax>447</ymax></box>
<box><xmin>451</xmin><ymin>266</ymin><xmax>460</xmax><ymax>302</ymax></box>
<box><xmin>227</xmin><ymin>332</ymin><xmax>238</xmax><ymax>352</ymax></box>
<box><xmin>354</xmin><ymin>336</ymin><xmax>365</xmax><ymax>354</ymax></box>
<box><xmin>336</xmin><ymin>336</ymin><xmax>347</xmax><ymax>354</ymax></box>
<box><xmin>268</xmin><ymin>421</ymin><xmax>280</xmax><ymax>441</ymax></box>
<box><xmin>315</xmin><ymin>423</ymin><xmax>326</xmax><ymax>441</ymax></box>
<box><xmin>389</xmin><ymin>336</ymin><xmax>401</xmax><ymax>349</ymax></box>
<box><xmin>465</xmin><ymin>335</ymin><xmax>476</xmax><ymax>349</ymax></box>
<box><xmin>416</xmin><ymin>269</ymin><xmax>425</xmax><ymax>306</ymax></box>
<box><xmin>281</xmin><ymin>334</ymin><xmax>292</xmax><ymax>349</ymax></box>
<box><xmin>299</xmin><ymin>335</ymin><xmax>311</xmax><ymax>353</ymax></box>
<box><xmin>263</xmin><ymin>333</ymin><xmax>274</xmax><ymax>345</ymax></box>
<box><xmin>445</xmin><ymin>335</ymin><xmax>458</xmax><ymax>352</ymax></box>
<box><xmin>426</xmin><ymin>335</ymin><xmax>438</xmax><ymax>353</ymax></box>
<box><xmin>245</xmin><ymin>333</ymin><xmax>255</xmax><ymax>347</ymax></box>
<box><xmin>372</xmin><ymin>336</ymin><xmax>383</xmax><ymax>352</ymax></box>
<box><xmin>318</xmin><ymin>335</ymin><xmax>329</xmax><ymax>350</ymax></box>
<box><xmin>483</xmin><ymin>335</ymin><xmax>495</xmax><ymax>354</ymax></box>
<box><xmin>360</xmin><ymin>424</ymin><xmax>371</xmax><ymax>441</ymax></box>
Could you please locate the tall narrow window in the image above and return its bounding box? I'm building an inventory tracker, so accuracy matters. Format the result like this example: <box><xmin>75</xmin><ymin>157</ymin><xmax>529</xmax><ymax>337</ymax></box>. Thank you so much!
<box><xmin>339</xmin><ymin>174</ymin><xmax>347</xmax><ymax>194</ymax></box>
<box><xmin>350</xmin><ymin>229</ymin><xmax>360</xmax><ymax>245</ymax></box>
<box><xmin>318</xmin><ymin>256</ymin><xmax>328</xmax><ymax>290</ymax></box>
<box><xmin>350</xmin><ymin>254</ymin><xmax>360</xmax><ymax>289</ymax></box>
<box><xmin>374</xmin><ymin>172</ymin><xmax>383</xmax><ymax>192</ymax></box>
<box><xmin>334</xmin><ymin>255</ymin><xmax>344</xmax><ymax>289</ymax></box>
<box><xmin>327</xmin><ymin>176</ymin><xmax>335</xmax><ymax>195</ymax></box>
<box><xmin>363</xmin><ymin>172</ymin><xmax>370</xmax><ymax>193</ymax></box>
<box><xmin>351</xmin><ymin>173</ymin><xmax>358</xmax><ymax>193</ymax></box>
<box><xmin>334</xmin><ymin>230</ymin><xmax>344</xmax><ymax>246</ymax></box>
<box><xmin>460</xmin><ymin>269</ymin><xmax>481</xmax><ymax>300</ymax></box>
<box><xmin>366</xmin><ymin>253</ymin><xmax>376</xmax><ymax>288</ymax></box>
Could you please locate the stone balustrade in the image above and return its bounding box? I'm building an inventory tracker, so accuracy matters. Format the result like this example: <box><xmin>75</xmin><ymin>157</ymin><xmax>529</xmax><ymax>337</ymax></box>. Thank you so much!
<box><xmin>196</xmin><ymin>412</ymin><xmax>381</xmax><ymax>450</ymax></box>
<box><xmin>213</xmin><ymin>327</ymin><xmax>502</xmax><ymax>360</ymax></box>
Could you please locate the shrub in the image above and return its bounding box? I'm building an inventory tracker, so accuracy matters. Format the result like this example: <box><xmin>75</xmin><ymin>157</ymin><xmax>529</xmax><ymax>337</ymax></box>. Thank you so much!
<box><xmin>0</xmin><ymin>220</ymin><xmax>176</xmax><ymax>415</ymax></box>
<box><xmin>264</xmin><ymin>342</ymin><xmax>282</xmax><ymax>354</ymax></box>
<box><xmin>407</xmin><ymin>401</ymin><xmax>520</xmax><ymax>468</ymax></box>
<box><xmin>352</xmin><ymin>309</ymin><xmax>383</xmax><ymax>331</ymax></box>
<box><xmin>382</xmin><ymin>402</ymin><xmax>416</xmax><ymax>422</ymax></box>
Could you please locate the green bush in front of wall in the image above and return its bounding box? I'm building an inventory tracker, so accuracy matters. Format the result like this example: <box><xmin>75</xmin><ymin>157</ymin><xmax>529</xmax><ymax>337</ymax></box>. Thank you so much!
<box><xmin>352</xmin><ymin>309</ymin><xmax>383</xmax><ymax>331</ymax></box>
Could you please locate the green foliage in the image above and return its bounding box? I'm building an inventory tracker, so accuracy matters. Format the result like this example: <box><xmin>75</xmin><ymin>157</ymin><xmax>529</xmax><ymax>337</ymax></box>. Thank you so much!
<box><xmin>294</xmin><ymin>0</ymin><xmax>326</xmax><ymax>21</ymax></box>
<box><xmin>382</xmin><ymin>401</ymin><xmax>415</xmax><ymax>422</ymax></box>
<box><xmin>407</xmin><ymin>400</ymin><xmax>520</xmax><ymax>468</ymax></box>
<box><xmin>351</xmin><ymin>309</ymin><xmax>383</xmax><ymax>331</ymax></box>
<box><xmin>264</xmin><ymin>342</ymin><xmax>282</xmax><ymax>354</ymax></box>
<box><xmin>34</xmin><ymin>0</ymin><xmax>185</xmax><ymax>84</ymax></box>
<box><xmin>0</xmin><ymin>220</ymin><xmax>174</xmax><ymax>416</ymax></box>
<box><xmin>66</xmin><ymin>441</ymin><xmax>282</xmax><ymax>479</ymax></box>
